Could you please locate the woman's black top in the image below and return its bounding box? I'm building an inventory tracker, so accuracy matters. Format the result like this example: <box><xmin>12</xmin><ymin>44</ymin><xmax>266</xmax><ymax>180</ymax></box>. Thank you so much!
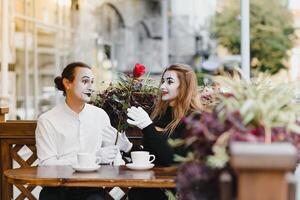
<box><xmin>141</xmin><ymin>107</ymin><xmax>190</xmax><ymax>166</ymax></box>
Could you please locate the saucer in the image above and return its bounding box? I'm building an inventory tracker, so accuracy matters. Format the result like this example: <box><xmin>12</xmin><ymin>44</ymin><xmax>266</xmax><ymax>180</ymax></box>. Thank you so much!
<box><xmin>72</xmin><ymin>164</ymin><xmax>100</xmax><ymax>172</ymax></box>
<box><xmin>126</xmin><ymin>163</ymin><xmax>154</xmax><ymax>170</ymax></box>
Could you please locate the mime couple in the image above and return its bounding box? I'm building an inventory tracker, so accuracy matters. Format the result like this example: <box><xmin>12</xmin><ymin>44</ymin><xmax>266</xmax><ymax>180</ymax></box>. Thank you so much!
<box><xmin>36</xmin><ymin>61</ymin><xmax>202</xmax><ymax>200</ymax></box>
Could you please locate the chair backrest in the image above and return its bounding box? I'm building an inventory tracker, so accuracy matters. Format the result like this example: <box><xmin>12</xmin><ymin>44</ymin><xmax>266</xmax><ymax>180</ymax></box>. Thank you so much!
<box><xmin>0</xmin><ymin>120</ymin><xmax>37</xmax><ymax>200</ymax></box>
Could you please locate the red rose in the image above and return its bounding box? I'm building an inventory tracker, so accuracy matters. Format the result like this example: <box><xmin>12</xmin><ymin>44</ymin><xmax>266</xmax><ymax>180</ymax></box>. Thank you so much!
<box><xmin>133</xmin><ymin>63</ymin><xmax>146</xmax><ymax>78</ymax></box>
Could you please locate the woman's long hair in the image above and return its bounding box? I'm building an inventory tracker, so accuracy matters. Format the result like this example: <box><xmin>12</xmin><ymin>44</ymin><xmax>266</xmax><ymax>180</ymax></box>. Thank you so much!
<box><xmin>151</xmin><ymin>63</ymin><xmax>203</xmax><ymax>134</ymax></box>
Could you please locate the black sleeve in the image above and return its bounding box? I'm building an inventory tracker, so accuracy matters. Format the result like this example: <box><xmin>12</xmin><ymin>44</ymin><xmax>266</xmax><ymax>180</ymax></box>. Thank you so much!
<box><xmin>142</xmin><ymin>123</ymin><xmax>189</xmax><ymax>166</ymax></box>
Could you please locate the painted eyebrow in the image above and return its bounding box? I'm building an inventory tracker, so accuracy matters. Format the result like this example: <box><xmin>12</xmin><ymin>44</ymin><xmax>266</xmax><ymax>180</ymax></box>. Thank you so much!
<box><xmin>81</xmin><ymin>76</ymin><xmax>91</xmax><ymax>79</ymax></box>
<box><xmin>166</xmin><ymin>77</ymin><xmax>175</xmax><ymax>81</ymax></box>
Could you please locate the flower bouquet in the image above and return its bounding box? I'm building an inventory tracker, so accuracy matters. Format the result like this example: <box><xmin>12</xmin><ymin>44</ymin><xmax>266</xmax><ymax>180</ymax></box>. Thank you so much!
<box><xmin>91</xmin><ymin>63</ymin><xmax>159</xmax><ymax>132</ymax></box>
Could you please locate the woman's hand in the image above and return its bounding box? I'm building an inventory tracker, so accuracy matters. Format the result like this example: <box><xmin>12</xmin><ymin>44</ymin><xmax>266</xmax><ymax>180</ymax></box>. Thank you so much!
<box><xmin>127</xmin><ymin>106</ymin><xmax>152</xmax><ymax>130</ymax></box>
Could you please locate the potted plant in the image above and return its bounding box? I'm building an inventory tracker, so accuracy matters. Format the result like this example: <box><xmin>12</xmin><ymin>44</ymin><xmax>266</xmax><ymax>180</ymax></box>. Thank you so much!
<box><xmin>170</xmin><ymin>74</ymin><xmax>300</xmax><ymax>199</ymax></box>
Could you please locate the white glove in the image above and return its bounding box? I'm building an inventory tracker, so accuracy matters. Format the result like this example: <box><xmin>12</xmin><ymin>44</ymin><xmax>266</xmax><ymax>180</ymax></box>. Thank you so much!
<box><xmin>127</xmin><ymin>106</ymin><xmax>152</xmax><ymax>130</ymax></box>
<box><xmin>103</xmin><ymin>126</ymin><xmax>133</xmax><ymax>153</ymax></box>
<box><xmin>96</xmin><ymin>145</ymin><xmax>119</xmax><ymax>164</ymax></box>
<box><xmin>113</xmin><ymin>151</ymin><xmax>125</xmax><ymax>166</ymax></box>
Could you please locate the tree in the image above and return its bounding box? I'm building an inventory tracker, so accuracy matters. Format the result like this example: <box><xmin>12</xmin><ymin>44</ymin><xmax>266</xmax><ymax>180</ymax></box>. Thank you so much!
<box><xmin>212</xmin><ymin>0</ymin><xmax>296</xmax><ymax>74</ymax></box>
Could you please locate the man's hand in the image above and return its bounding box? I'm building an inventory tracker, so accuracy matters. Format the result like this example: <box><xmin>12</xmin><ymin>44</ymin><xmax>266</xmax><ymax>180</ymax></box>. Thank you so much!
<box><xmin>103</xmin><ymin>126</ymin><xmax>133</xmax><ymax>153</ymax></box>
<box><xmin>97</xmin><ymin>145</ymin><xmax>119</xmax><ymax>164</ymax></box>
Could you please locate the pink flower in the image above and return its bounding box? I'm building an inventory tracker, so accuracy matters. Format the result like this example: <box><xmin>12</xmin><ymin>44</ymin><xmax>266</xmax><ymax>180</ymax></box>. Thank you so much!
<box><xmin>133</xmin><ymin>63</ymin><xmax>146</xmax><ymax>78</ymax></box>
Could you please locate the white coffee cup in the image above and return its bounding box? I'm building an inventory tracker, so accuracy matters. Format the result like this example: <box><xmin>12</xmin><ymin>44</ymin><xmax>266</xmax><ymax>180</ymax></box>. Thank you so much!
<box><xmin>131</xmin><ymin>151</ymin><xmax>155</xmax><ymax>166</ymax></box>
<box><xmin>77</xmin><ymin>153</ymin><xmax>101</xmax><ymax>167</ymax></box>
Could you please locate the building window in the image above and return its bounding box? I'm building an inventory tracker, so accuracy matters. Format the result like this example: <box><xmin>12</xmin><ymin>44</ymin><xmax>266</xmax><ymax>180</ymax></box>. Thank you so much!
<box><xmin>13</xmin><ymin>0</ymin><xmax>73</xmax><ymax>119</ymax></box>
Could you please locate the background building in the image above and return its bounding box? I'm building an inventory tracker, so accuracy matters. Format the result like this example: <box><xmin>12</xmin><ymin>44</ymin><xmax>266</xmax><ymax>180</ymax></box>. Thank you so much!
<box><xmin>0</xmin><ymin>0</ymin><xmax>218</xmax><ymax>119</ymax></box>
<box><xmin>289</xmin><ymin>0</ymin><xmax>300</xmax><ymax>80</ymax></box>
<box><xmin>2</xmin><ymin>0</ymin><xmax>297</xmax><ymax>120</ymax></box>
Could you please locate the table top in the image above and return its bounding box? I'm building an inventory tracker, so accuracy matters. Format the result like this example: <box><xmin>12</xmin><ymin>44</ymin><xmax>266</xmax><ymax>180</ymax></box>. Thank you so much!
<box><xmin>4</xmin><ymin>165</ymin><xmax>177</xmax><ymax>188</ymax></box>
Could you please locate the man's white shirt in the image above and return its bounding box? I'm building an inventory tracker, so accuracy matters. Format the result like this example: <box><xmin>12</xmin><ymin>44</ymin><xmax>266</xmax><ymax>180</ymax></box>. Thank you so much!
<box><xmin>35</xmin><ymin>102</ymin><xmax>112</xmax><ymax>166</ymax></box>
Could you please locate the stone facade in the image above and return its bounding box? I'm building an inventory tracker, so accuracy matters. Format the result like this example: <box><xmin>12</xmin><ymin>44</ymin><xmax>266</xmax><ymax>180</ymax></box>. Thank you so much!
<box><xmin>73</xmin><ymin>0</ymin><xmax>163</xmax><ymax>73</ymax></box>
<box><xmin>74</xmin><ymin>0</ymin><xmax>216</xmax><ymax>74</ymax></box>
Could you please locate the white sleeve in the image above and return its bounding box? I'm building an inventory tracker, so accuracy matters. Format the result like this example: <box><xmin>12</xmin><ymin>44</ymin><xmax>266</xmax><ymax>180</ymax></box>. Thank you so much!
<box><xmin>35</xmin><ymin>117</ymin><xmax>72</xmax><ymax>166</ymax></box>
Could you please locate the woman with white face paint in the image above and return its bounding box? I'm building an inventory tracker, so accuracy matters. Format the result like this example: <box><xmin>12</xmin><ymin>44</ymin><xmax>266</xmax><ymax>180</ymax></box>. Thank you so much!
<box><xmin>36</xmin><ymin>62</ymin><xmax>119</xmax><ymax>200</ymax></box>
<box><xmin>127</xmin><ymin>64</ymin><xmax>202</xmax><ymax>200</ymax></box>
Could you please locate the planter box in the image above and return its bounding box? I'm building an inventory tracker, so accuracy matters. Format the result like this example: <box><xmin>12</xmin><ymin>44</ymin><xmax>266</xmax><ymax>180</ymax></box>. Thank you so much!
<box><xmin>230</xmin><ymin>142</ymin><xmax>297</xmax><ymax>200</ymax></box>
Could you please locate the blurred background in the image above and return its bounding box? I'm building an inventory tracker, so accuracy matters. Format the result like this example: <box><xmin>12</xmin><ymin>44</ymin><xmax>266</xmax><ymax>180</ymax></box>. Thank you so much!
<box><xmin>0</xmin><ymin>0</ymin><xmax>300</xmax><ymax>119</ymax></box>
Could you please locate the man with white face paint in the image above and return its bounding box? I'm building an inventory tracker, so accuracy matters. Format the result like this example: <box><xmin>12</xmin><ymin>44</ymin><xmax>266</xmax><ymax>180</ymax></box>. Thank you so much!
<box><xmin>126</xmin><ymin>64</ymin><xmax>203</xmax><ymax>200</ymax></box>
<box><xmin>36</xmin><ymin>62</ymin><xmax>120</xmax><ymax>200</ymax></box>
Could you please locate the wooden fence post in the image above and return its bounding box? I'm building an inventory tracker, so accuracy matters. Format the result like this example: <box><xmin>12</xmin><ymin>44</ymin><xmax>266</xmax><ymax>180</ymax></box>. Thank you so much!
<box><xmin>0</xmin><ymin>107</ymin><xmax>9</xmax><ymax>199</ymax></box>
<box><xmin>0</xmin><ymin>107</ymin><xmax>9</xmax><ymax>122</ymax></box>
<box><xmin>231</xmin><ymin>142</ymin><xmax>297</xmax><ymax>200</ymax></box>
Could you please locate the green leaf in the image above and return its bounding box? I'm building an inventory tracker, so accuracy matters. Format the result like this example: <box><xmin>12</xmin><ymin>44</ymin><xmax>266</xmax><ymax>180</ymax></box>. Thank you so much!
<box><xmin>174</xmin><ymin>152</ymin><xmax>195</xmax><ymax>163</ymax></box>
<box><xmin>168</xmin><ymin>138</ymin><xmax>185</xmax><ymax>147</ymax></box>
<box><xmin>165</xmin><ymin>190</ymin><xmax>177</xmax><ymax>200</ymax></box>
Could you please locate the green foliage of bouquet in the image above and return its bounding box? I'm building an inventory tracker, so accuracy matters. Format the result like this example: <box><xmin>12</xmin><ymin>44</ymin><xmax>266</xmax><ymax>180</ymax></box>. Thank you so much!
<box><xmin>91</xmin><ymin>64</ymin><xmax>159</xmax><ymax>132</ymax></box>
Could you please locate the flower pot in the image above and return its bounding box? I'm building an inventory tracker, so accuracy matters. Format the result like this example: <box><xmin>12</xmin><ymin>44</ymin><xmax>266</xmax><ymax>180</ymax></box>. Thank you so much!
<box><xmin>230</xmin><ymin>142</ymin><xmax>297</xmax><ymax>200</ymax></box>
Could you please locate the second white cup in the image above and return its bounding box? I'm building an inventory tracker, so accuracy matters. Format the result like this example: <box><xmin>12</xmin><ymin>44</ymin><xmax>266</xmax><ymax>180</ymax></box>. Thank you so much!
<box><xmin>131</xmin><ymin>151</ymin><xmax>155</xmax><ymax>166</ymax></box>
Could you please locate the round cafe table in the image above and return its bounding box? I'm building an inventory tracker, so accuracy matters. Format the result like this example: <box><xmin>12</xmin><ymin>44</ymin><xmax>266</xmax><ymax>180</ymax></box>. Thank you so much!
<box><xmin>4</xmin><ymin>165</ymin><xmax>177</xmax><ymax>188</ymax></box>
